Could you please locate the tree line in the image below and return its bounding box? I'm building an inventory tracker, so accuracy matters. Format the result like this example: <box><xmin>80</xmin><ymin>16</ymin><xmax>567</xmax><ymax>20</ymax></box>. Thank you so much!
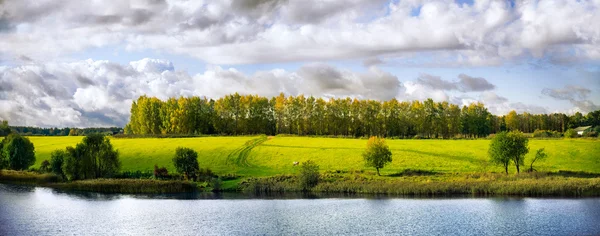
<box><xmin>125</xmin><ymin>93</ymin><xmax>600</xmax><ymax>138</ymax></box>
<box><xmin>7</xmin><ymin>126</ymin><xmax>122</xmax><ymax>136</ymax></box>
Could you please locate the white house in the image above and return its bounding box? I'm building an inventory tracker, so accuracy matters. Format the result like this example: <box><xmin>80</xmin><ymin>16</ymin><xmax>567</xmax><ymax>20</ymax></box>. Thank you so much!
<box><xmin>573</xmin><ymin>126</ymin><xmax>592</xmax><ymax>136</ymax></box>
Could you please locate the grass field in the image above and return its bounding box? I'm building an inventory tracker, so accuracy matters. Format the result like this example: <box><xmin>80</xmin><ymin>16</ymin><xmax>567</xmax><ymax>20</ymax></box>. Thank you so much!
<box><xmin>28</xmin><ymin>136</ymin><xmax>600</xmax><ymax>177</ymax></box>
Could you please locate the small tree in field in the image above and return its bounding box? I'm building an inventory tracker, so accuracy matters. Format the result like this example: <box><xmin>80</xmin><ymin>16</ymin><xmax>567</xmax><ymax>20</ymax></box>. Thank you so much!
<box><xmin>489</xmin><ymin>131</ymin><xmax>529</xmax><ymax>174</ymax></box>
<box><xmin>298</xmin><ymin>160</ymin><xmax>320</xmax><ymax>191</ymax></box>
<box><xmin>172</xmin><ymin>147</ymin><xmax>200</xmax><ymax>180</ymax></box>
<box><xmin>363</xmin><ymin>136</ymin><xmax>392</xmax><ymax>176</ymax></box>
<box><xmin>528</xmin><ymin>148</ymin><xmax>547</xmax><ymax>172</ymax></box>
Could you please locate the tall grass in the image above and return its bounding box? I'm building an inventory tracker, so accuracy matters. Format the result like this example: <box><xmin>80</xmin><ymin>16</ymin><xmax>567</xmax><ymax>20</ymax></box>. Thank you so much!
<box><xmin>50</xmin><ymin>179</ymin><xmax>198</xmax><ymax>194</ymax></box>
<box><xmin>0</xmin><ymin>170</ymin><xmax>60</xmax><ymax>184</ymax></box>
<box><xmin>240</xmin><ymin>172</ymin><xmax>600</xmax><ymax>197</ymax></box>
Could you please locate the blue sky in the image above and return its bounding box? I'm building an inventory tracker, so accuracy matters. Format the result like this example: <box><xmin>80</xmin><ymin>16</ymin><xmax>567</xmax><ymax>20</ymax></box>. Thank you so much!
<box><xmin>0</xmin><ymin>0</ymin><xmax>598</xmax><ymax>127</ymax></box>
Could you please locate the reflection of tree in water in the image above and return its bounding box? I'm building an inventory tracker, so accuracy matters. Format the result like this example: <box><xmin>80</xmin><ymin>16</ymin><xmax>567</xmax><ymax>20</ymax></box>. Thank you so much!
<box><xmin>0</xmin><ymin>183</ymin><xmax>36</xmax><ymax>193</ymax></box>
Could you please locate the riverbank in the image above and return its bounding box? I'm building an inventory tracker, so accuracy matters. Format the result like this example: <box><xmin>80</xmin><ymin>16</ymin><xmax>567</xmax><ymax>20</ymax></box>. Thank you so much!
<box><xmin>0</xmin><ymin>170</ymin><xmax>198</xmax><ymax>194</ymax></box>
<box><xmin>2</xmin><ymin>170</ymin><xmax>600</xmax><ymax>197</ymax></box>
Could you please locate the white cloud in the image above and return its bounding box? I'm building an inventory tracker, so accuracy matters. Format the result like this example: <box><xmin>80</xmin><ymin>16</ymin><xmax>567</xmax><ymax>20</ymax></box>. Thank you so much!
<box><xmin>0</xmin><ymin>58</ymin><xmax>405</xmax><ymax>127</ymax></box>
<box><xmin>0</xmin><ymin>0</ymin><xmax>599</xmax><ymax>65</ymax></box>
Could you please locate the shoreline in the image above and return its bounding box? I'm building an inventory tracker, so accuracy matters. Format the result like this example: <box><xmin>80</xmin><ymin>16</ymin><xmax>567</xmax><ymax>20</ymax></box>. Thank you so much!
<box><xmin>2</xmin><ymin>170</ymin><xmax>599</xmax><ymax>198</ymax></box>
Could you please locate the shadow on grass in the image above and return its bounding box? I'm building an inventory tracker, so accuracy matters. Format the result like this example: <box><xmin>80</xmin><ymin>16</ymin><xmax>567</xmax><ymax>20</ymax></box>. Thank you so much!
<box><xmin>547</xmin><ymin>170</ymin><xmax>600</xmax><ymax>178</ymax></box>
<box><xmin>388</xmin><ymin>169</ymin><xmax>438</xmax><ymax>177</ymax></box>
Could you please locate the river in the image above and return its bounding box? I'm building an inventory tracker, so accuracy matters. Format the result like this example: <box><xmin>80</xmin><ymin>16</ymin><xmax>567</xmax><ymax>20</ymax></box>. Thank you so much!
<box><xmin>1</xmin><ymin>184</ymin><xmax>599</xmax><ymax>235</ymax></box>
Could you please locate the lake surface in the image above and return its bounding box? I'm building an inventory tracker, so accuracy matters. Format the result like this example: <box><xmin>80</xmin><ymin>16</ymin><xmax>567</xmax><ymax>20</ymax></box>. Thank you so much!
<box><xmin>1</xmin><ymin>184</ymin><xmax>599</xmax><ymax>235</ymax></box>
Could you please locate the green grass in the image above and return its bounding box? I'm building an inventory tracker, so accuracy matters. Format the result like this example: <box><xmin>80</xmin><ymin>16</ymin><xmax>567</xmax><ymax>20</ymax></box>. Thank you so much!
<box><xmin>29</xmin><ymin>136</ymin><xmax>600</xmax><ymax>177</ymax></box>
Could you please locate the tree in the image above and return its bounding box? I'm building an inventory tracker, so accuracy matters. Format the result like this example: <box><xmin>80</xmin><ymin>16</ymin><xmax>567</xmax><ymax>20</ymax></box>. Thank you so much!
<box><xmin>60</xmin><ymin>134</ymin><xmax>120</xmax><ymax>180</ymax></box>
<box><xmin>50</xmin><ymin>149</ymin><xmax>68</xmax><ymax>178</ymax></box>
<box><xmin>505</xmin><ymin>110</ymin><xmax>519</xmax><ymax>131</ymax></box>
<box><xmin>1</xmin><ymin>133</ymin><xmax>36</xmax><ymax>170</ymax></box>
<box><xmin>0</xmin><ymin>120</ymin><xmax>11</xmax><ymax>136</ymax></box>
<box><xmin>528</xmin><ymin>148</ymin><xmax>547</xmax><ymax>172</ymax></box>
<box><xmin>298</xmin><ymin>160</ymin><xmax>320</xmax><ymax>191</ymax></box>
<box><xmin>362</xmin><ymin>136</ymin><xmax>392</xmax><ymax>176</ymax></box>
<box><xmin>62</xmin><ymin>147</ymin><xmax>80</xmax><ymax>181</ymax></box>
<box><xmin>172</xmin><ymin>147</ymin><xmax>199</xmax><ymax>180</ymax></box>
<box><xmin>488</xmin><ymin>131</ymin><xmax>529</xmax><ymax>174</ymax></box>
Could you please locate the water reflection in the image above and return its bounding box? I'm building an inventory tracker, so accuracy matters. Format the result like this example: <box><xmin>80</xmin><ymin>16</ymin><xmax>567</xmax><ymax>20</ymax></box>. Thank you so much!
<box><xmin>1</xmin><ymin>183</ymin><xmax>599</xmax><ymax>236</ymax></box>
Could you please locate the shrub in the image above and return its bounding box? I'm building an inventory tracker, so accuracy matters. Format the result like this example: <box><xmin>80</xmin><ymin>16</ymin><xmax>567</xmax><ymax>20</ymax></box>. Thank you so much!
<box><xmin>172</xmin><ymin>147</ymin><xmax>200</xmax><ymax>180</ymax></box>
<box><xmin>564</xmin><ymin>129</ymin><xmax>577</xmax><ymax>138</ymax></box>
<box><xmin>39</xmin><ymin>160</ymin><xmax>51</xmax><ymax>173</ymax></box>
<box><xmin>153</xmin><ymin>165</ymin><xmax>170</xmax><ymax>179</ymax></box>
<box><xmin>532</xmin><ymin>130</ymin><xmax>562</xmax><ymax>138</ymax></box>
<box><xmin>582</xmin><ymin>131</ymin><xmax>598</xmax><ymax>138</ymax></box>
<box><xmin>198</xmin><ymin>168</ymin><xmax>215</xmax><ymax>181</ymax></box>
<box><xmin>298</xmin><ymin>160</ymin><xmax>320</xmax><ymax>191</ymax></box>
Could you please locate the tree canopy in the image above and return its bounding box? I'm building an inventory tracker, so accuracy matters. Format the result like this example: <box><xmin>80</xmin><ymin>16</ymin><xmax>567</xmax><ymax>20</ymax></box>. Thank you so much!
<box><xmin>59</xmin><ymin>134</ymin><xmax>120</xmax><ymax>180</ymax></box>
<box><xmin>125</xmin><ymin>94</ymin><xmax>599</xmax><ymax>138</ymax></box>
<box><xmin>172</xmin><ymin>147</ymin><xmax>200</xmax><ymax>180</ymax></box>
<box><xmin>0</xmin><ymin>133</ymin><xmax>36</xmax><ymax>170</ymax></box>
<box><xmin>363</xmin><ymin>136</ymin><xmax>393</xmax><ymax>176</ymax></box>
<box><xmin>489</xmin><ymin>131</ymin><xmax>529</xmax><ymax>174</ymax></box>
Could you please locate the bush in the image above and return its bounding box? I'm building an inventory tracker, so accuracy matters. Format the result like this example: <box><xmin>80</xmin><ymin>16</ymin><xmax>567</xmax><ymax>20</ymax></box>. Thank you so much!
<box><xmin>198</xmin><ymin>168</ymin><xmax>216</xmax><ymax>181</ymax></box>
<box><xmin>564</xmin><ymin>129</ymin><xmax>577</xmax><ymax>138</ymax></box>
<box><xmin>532</xmin><ymin>129</ymin><xmax>562</xmax><ymax>138</ymax></box>
<box><xmin>153</xmin><ymin>165</ymin><xmax>170</xmax><ymax>179</ymax></box>
<box><xmin>210</xmin><ymin>177</ymin><xmax>223</xmax><ymax>192</ymax></box>
<box><xmin>582</xmin><ymin>131</ymin><xmax>598</xmax><ymax>138</ymax></box>
<box><xmin>298</xmin><ymin>160</ymin><xmax>320</xmax><ymax>191</ymax></box>
<box><xmin>172</xmin><ymin>147</ymin><xmax>200</xmax><ymax>180</ymax></box>
<box><xmin>39</xmin><ymin>160</ymin><xmax>50</xmax><ymax>173</ymax></box>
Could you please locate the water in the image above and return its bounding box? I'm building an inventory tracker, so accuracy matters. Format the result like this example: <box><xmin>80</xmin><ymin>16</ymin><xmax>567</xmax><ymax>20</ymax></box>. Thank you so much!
<box><xmin>1</xmin><ymin>184</ymin><xmax>599</xmax><ymax>236</ymax></box>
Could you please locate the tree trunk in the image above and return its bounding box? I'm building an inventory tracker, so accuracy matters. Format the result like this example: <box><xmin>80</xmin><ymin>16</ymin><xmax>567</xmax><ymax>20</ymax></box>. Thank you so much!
<box><xmin>376</xmin><ymin>168</ymin><xmax>380</xmax><ymax>176</ymax></box>
<box><xmin>504</xmin><ymin>164</ymin><xmax>508</xmax><ymax>175</ymax></box>
<box><xmin>515</xmin><ymin>162</ymin><xmax>520</xmax><ymax>174</ymax></box>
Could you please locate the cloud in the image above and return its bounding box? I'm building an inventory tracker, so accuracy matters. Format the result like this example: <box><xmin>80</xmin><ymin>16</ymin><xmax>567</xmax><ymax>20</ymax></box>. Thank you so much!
<box><xmin>415</xmin><ymin>73</ymin><xmax>495</xmax><ymax>92</ymax></box>
<box><xmin>542</xmin><ymin>85</ymin><xmax>599</xmax><ymax>113</ymax></box>
<box><xmin>0</xmin><ymin>0</ymin><xmax>599</xmax><ymax>65</ymax></box>
<box><xmin>456</xmin><ymin>74</ymin><xmax>496</xmax><ymax>92</ymax></box>
<box><xmin>0</xmin><ymin>58</ymin><xmax>403</xmax><ymax>127</ymax></box>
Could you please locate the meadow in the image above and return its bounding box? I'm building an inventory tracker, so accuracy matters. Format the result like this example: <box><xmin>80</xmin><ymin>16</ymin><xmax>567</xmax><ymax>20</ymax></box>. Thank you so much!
<box><xmin>29</xmin><ymin>136</ymin><xmax>600</xmax><ymax>177</ymax></box>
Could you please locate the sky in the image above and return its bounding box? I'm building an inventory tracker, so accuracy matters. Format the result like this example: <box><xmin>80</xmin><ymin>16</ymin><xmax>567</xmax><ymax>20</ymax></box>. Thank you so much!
<box><xmin>0</xmin><ymin>0</ymin><xmax>599</xmax><ymax>128</ymax></box>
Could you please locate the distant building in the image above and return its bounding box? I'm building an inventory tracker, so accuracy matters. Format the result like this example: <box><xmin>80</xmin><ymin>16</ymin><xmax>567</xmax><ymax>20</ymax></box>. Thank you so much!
<box><xmin>573</xmin><ymin>126</ymin><xmax>592</xmax><ymax>136</ymax></box>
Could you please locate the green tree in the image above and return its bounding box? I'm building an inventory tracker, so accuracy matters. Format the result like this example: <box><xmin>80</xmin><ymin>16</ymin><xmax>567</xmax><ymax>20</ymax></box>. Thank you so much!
<box><xmin>50</xmin><ymin>149</ymin><xmax>68</xmax><ymax>178</ymax></box>
<box><xmin>489</xmin><ymin>131</ymin><xmax>529</xmax><ymax>174</ymax></box>
<box><xmin>298</xmin><ymin>160</ymin><xmax>320</xmax><ymax>191</ymax></box>
<box><xmin>363</xmin><ymin>136</ymin><xmax>392</xmax><ymax>176</ymax></box>
<box><xmin>60</xmin><ymin>134</ymin><xmax>120</xmax><ymax>180</ymax></box>
<box><xmin>528</xmin><ymin>148</ymin><xmax>547</xmax><ymax>172</ymax></box>
<box><xmin>172</xmin><ymin>147</ymin><xmax>199</xmax><ymax>180</ymax></box>
<box><xmin>564</xmin><ymin>129</ymin><xmax>577</xmax><ymax>138</ymax></box>
<box><xmin>62</xmin><ymin>147</ymin><xmax>80</xmax><ymax>181</ymax></box>
<box><xmin>1</xmin><ymin>133</ymin><xmax>36</xmax><ymax>170</ymax></box>
<box><xmin>0</xmin><ymin>120</ymin><xmax>11</xmax><ymax>136</ymax></box>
